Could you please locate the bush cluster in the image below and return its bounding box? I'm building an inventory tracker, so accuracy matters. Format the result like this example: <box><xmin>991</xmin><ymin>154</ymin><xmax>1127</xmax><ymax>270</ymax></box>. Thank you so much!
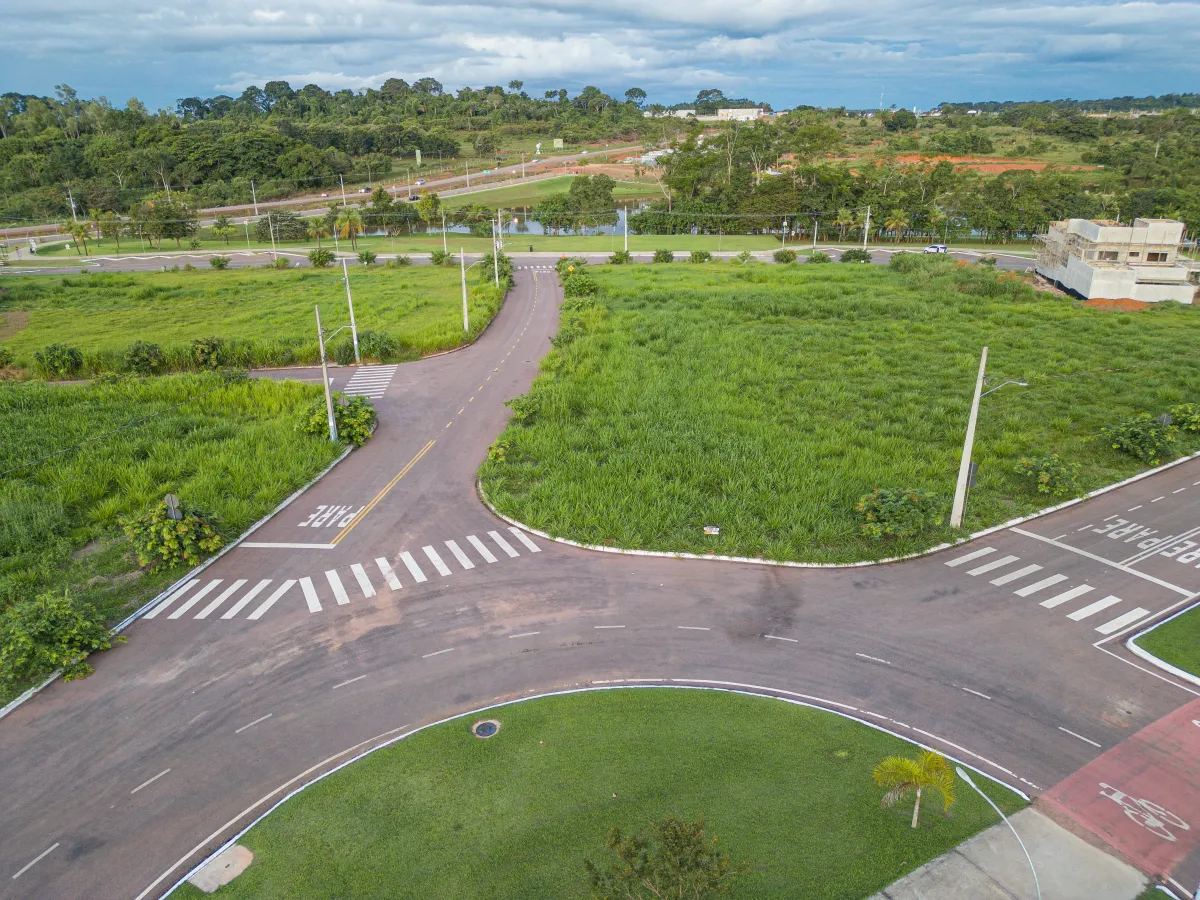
<box><xmin>299</xmin><ymin>395</ymin><xmax>377</xmax><ymax>447</ymax></box>
<box><xmin>808</xmin><ymin>251</ymin><xmax>832</xmax><ymax>264</ymax></box>
<box><xmin>1171</xmin><ymin>403</ymin><xmax>1200</xmax><ymax>433</ymax></box>
<box><xmin>120</xmin><ymin>500</ymin><xmax>226</xmax><ymax>571</ymax></box>
<box><xmin>841</xmin><ymin>248</ymin><xmax>873</xmax><ymax>264</ymax></box>
<box><xmin>358</xmin><ymin>250</ymin><xmax>378</xmax><ymax>265</ymax></box>
<box><xmin>1100</xmin><ymin>413</ymin><xmax>1177</xmax><ymax>465</ymax></box>
<box><xmin>358</xmin><ymin>330</ymin><xmax>398</xmax><ymax>362</ymax></box>
<box><xmin>773</xmin><ymin>249</ymin><xmax>797</xmax><ymax>263</ymax></box>
<box><xmin>563</xmin><ymin>271</ymin><xmax>599</xmax><ymax>298</ymax></box>
<box><xmin>608</xmin><ymin>250</ymin><xmax>632</xmax><ymax>264</ymax></box>
<box><xmin>0</xmin><ymin>347</ymin><xmax>13</xmax><ymax>369</ymax></box>
<box><xmin>387</xmin><ymin>255</ymin><xmax>412</xmax><ymax>267</ymax></box>
<box><xmin>556</xmin><ymin>256</ymin><xmax>587</xmax><ymax>276</ymax></box>
<box><xmin>272</xmin><ymin>257</ymin><xmax>291</xmax><ymax>269</ymax></box>
<box><xmin>123</xmin><ymin>340</ymin><xmax>165</xmax><ymax>375</ymax></box>
<box><xmin>209</xmin><ymin>255</ymin><xmax>230</xmax><ymax>269</ymax></box>
<box><xmin>308</xmin><ymin>248</ymin><xmax>335</xmax><ymax>268</ymax></box>
<box><xmin>690</xmin><ymin>250</ymin><xmax>713</xmax><ymax>263</ymax></box>
<box><xmin>0</xmin><ymin>590</ymin><xmax>123</xmax><ymax>686</ymax></box>
<box><xmin>190</xmin><ymin>336</ymin><xmax>227</xmax><ymax>369</ymax></box>
<box><xmin>429</xmin><ymin>249</ymin><xmax>454</xmax><ymax>267</ymax></box>
<box><xmin>652</xmin><ymin>249</ymin><xmax>675</xmax><ymax>263</ymax></box>
<box><xmin>33</xmin><ymin>343</ymin><xmax>83</xmax><ymax>379</ymax></box>
<box><xmin>1013</xmin><ymin>453</ymin><xmax>1081</xmax><ymax>497</ymax></box>
<box><xmin>855</xmin><ymin>488</ymin><xmax>942</xmax><ymax>538</ymax></box>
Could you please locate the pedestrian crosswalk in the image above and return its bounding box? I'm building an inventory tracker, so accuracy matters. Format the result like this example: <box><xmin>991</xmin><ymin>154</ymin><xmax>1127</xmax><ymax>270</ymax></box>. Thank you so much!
<box><xmin>515</xmin><ymin>265</ymin><xmax>555</xmax><ymax>270</ymax></box>
<box><xmin>943</xmin><ymin>545</ymin><xmax>1152</xmax><ymax>636</ymax></box>
<box><xmin>342</xmin><ymin>365</ymin><xmax>397</xmax><ymax>399</ymax></box>
<box><xmin>143</xmin><ymin>527</ymin><xmax>542</xmax><ymax>623</ymax></box>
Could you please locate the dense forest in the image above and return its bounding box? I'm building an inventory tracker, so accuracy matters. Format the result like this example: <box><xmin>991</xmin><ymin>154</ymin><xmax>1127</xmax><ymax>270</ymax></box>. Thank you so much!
<box><xmin>1</xmin><ymin>81</ymin><xmax>1198</xmax><ymax>241</ymax></box>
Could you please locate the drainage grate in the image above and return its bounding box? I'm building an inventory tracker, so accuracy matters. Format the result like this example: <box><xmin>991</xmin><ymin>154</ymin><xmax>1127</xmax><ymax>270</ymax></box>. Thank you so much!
<box><xmin>472</xmin><ymin>719</ymin><xmax>500</xmax><ymax>738</ymax></box>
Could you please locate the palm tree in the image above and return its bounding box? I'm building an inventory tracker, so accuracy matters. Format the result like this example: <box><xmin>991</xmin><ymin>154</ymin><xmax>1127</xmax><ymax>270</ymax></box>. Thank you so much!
<box><xmin>308</xmin><ymin>219</ymin><xmax>330</xmax><ymax>249</ymax></box>
<box><xmin>884</xmin><ymin>209</ymin><xmax>910</xmax><ymax>243</ymax></box>
<box><xmin>835</xmin><ymin>208</ymin><xmax>854</xmax><ymax>242</ymax></box>
<box><xmin>66</xmin><ymin>221</ymin><xmax>90</xmax><ymax>255</ymax></box>
<box><xmin>212</xmin><ymin>214</ymin><xmax>236</xmax><ymax>247</ymax></box>
<box><xmin>87</xmin><ymin>208</ymin><xmax>103</xmax><ymax>241</ymax></box>
<box><xmin>873</xmin><ymin>751</ymin><xmax>956</xmax><ymax>829</ymax></box>
<box><xmin>335</xmin><ymin>207</ymin><xmax>363</xmax><ymax>250</ymax></box>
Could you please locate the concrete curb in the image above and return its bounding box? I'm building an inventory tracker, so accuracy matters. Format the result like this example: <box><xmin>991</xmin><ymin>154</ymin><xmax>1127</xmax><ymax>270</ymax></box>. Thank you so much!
<box><xmin>1125</xmin><ymin>598</ymin><xmax>1200</xmax><ymax>689</ymax></box>
<box><xmin>479</xmin><ymin>450</ymin><xmax>1200</xmax><ymax>570</ymax></box>
<box><xmin>0</xmin><ymin>443</ymin><xmax>355</xmax><ymax>722</ymax></box>
<box><xmin>153</xmin><ymin>682</ymin><xmax>1030</xmax><ymax>899</ymax></box>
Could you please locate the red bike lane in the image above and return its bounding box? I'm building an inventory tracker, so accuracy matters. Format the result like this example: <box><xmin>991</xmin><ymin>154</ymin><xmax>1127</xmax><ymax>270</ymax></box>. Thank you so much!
<box><xmin>1041</xmin><ymin>697</ymin><xmax>1200</xmax><ymax>895</ymax></box>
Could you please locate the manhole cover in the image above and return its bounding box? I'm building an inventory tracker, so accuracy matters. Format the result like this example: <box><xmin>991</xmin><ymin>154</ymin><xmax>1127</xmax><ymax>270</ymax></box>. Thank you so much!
<box><xmin>472</xmin><ymin>719</ymin><xmax>500</xmax><ymax>738</ymax></box>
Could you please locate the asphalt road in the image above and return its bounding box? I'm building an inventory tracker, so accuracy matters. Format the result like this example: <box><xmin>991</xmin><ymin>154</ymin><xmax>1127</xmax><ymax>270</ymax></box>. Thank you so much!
<box><xmin>2</xmin><ymin>268</ymin><xmax>1197</xmax><ymax>899</ymax></box>
<box><xmin>0</xmin><ymin>246</ymin><xmax>1036</xmax><ymax>275</ymax></box>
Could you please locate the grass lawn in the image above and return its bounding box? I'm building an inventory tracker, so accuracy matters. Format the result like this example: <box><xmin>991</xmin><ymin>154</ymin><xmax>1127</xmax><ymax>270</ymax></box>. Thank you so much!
<box><xmin>0</xmin><ymin>374</ymin><xmax>344</xmax><ymax>701</ymax></box>
<box><xmin>173</xmin><ymin>689</ymin><xmax>1024</xmax><ymax>900</ymax></box>
<box><xmin>440</xmin><ymin>175</ymin><xmax>660</xmax><ymax>210</ymax></box>
<box><xmin>480</xmin><ymin>256</ymin><xmax>1200</xmax><ymax>563</ymax></box>
<box><xmin>0</xmin><ymin>265</ymin><xmax>504</xmax><ymax>374</ymax></box>
<box><xmin>1134</xmin><ymin>606</ymin><xmax>1200</xmax><ymax>677</ymax></box>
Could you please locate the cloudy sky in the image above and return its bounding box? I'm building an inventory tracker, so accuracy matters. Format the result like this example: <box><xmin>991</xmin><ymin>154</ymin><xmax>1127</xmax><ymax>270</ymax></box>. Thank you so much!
<box><xmin>3</xmin><ymin>0</ymin><xmax>1198</xmax><ymax>110</ymax></box>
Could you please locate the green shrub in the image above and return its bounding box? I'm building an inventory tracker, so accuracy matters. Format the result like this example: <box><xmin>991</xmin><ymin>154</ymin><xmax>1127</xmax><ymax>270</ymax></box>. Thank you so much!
<box><xmin>308</xmin><ymin>248</ymin><xmax>335</xmax><ymax>268</ymax></box>
<box><xmin>487</xmin><ymin>439</ymin><xmax>511</xmax><ymax>462</ymax></box>
<box><xmin>430</xmin><ymin>248</ymin><xmax>453</xmax><ymax>266</ymax></box>
<box><xmin>358</xmin><ymin>250</ymin><xmax>378</xmax><ymax>265</ymax></box>
<box><xmin>977</xmin><ymin>256</ymin><xmax>998</xmax><ymax>267</ymax></box>
<box><xmin>300</xmin><ymin>395</ymin><xmax>377</xmax><ymax>447</ymax></box>
<box><xmin>808</xmin><ymin>251</ymin><xmax>832</xmax><ymax>264</ymax></box>
<box><xmin>563</xmin><ymin>272</ymin><xmax>599</xmax><ymax>297</ymax></box>
<box><xmin>1170</xmin><ymin>403</ymin><xmax>1200</xmax><ymax>433</ymax></box>
<box><xmin>191</xmin><ymin>337</ymin><xmax>226</xmax><ymax>369</ymax></box>
<box><xmin>841</xmin><ymin>248</ymin><xmax>873</xmax><ymax>264</ymax></box>
<box><xmin>209</xmin><ymin>255</ymin><xmax>230</xmax><ymax>269</ymax></box>
<box><xmin>183</xmin><ymin>263</ymin><xmax>196</xmax><ymax>272</ymax></box>
<box><xmin>608</xmin><ymin>250</ymin><xmax>632</xmax><ymax>264</ymax></box>
<box><xmin>505</xmin><ymin>394</ymin><xmax>538</xmax><ymax>425</ymax></box>
<box><xmin>387</xmin><ymin>255</ymin><xmax>412</xmax><ymax>267</ymax></box>
<box><xmin>123</xmin><ymin>340</ymin><xmax>165</xmax><ymax>375</ymax></box>
<box><xmin>121</xmin><ymin>500</ymin><xmax>225</xmax><ymax>571</ymax></box>
<box><xmin>33</xmin><ymin>343</ymin><xmax>83</xmax><ymax>378</ymax></box>
<box><xmin>735</xmin><ymin>250</ymin><xmax>753</xmax><ymax>264</ymax></box>
<box><xmin>333</xmin><ymin>339</ymin><xmax>356</xmax><ymax>365</ymax></box>
<box><xmin>0</xmin><ymin>589</ymin><xmax>123</xmax><ymax>686</ymax></box>
<box><xmin>358</xmin><ymin>330</ymin><xmax>398</xmax><ymax>362</ymax></box>
<box><xmin>690</xmin><ymin>250</ymin><xmax>713</xmax><ymax>263</ymax></box>
<box><xmin>1013</xmin><ymin>454</ymin><xmax>1081</xmax><ymax>497</ymax></box>
<box><xmin>855</xmin><ymin>488</ymin><xmax>942</xmax><ymax>538</ymax></box>
<box><xmin>272</xmin><ymin>257</ymin><xmax>291</xmax><ymax>269</ymax></box>
<box><xmin>773</xmin><ymin>249</ymin><xmax>797</xmax><ymax>263</ymax></box>
<box><xmin>1100</xmin><ymin>414</ymin><xmax>1178</xmax><ymax>465</ymax></box>
<box><xmin>0</xmin><ymin>347</ymin><xmax>13</xmax><ymax>368</ymax></box>
<box><xmin>479</xmin><ymin>250</ymin><xmax>514</xmax><ymax>284</ymax></box>
<box><xmin>653</xmin><ymin>249</ymin><xmax>675</xmax><ymax>263</ymax></box>
<box><xmin>556</xmin><ymin>256</ymin><xmax>587</xmax><ymax>276</ymax></box>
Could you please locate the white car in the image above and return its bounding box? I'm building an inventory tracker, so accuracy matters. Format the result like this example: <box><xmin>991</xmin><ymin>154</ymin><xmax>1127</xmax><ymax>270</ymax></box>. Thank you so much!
<box><xmin>415</xmin><ymin>179</ymin><xmax>425</xmax><ymax>185</ymax></box>
<box><xmin>923</xmin><ymin>244</ymin><xmax>948</xmax><ymax>254</ymax></box>
<box><xmin>531</xmin><ymin>158</ymin><xmax>540</xmax><ymax>163</ymax></box>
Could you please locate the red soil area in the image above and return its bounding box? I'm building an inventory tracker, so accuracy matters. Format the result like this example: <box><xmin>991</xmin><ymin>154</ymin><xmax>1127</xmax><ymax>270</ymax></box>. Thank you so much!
<box><xmin>1082</xmin><ymin>298</ymin><xmax>1153</xmax><ymax>312</ymax></box>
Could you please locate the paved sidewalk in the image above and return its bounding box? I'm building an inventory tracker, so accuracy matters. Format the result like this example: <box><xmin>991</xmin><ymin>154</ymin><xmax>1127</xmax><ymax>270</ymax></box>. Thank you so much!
<box><xmin>868</xmin><ymin>808</ymin><xmax>1147</xmax><ymax>900</ymax></box>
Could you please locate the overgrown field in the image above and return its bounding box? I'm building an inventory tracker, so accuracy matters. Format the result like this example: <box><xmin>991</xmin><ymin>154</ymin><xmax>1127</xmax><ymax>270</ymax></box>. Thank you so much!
<box><xmin>0</xmin><ymin>265</ymin><xmax>503</xmax><ymax>374</ymax></box>
<box><xmin>0</xmin><ymin>375</ymin><xmax>343</xmax><ymax>699</ymax></box>
<box><xmin>481</xmin><ymin>257</ymin><xmax>1200</xmax><ymax>563</ymax></box>
<box><xmin>173</xmin><ymin>689</ymin><xmax>1024</xmax><ymax>900</ymax></box>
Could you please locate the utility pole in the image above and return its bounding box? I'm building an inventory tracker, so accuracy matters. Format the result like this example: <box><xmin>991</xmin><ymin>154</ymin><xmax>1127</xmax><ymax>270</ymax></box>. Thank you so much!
<box><xmin>862</xmin><ymin>205</ymin><xmax>871</xmax><ymax>250</ymax></box>
<box><xmin>250</xmin><ymin>180</ymin><xmax>259</xmax><ymax>215</ymax></box>
<box><xmin>492</xmin><ymin>215</ymin><xmax>500</xmax><ymax>286</ymax></box>
<box><xmin>521</xmin><ymin>152</ymin><xmax>526</xmax><ymax>179</ymax></box>
<box><xmin>813</xmin><ymin>218</ymin><xmax>819</xmax><ymax>251</ymax></box>
<box><xmin>244</xmin><ymin>218</ymin><xmax>251</xmax><ymax>250</ymax></box>
<box><xmin>67</xmin><ymin>187</ymin><xmax>78</xmax><ymax>223</ymax></box>
<box><xmin>624</xmin><ymin>205</ymin><xmax>628</xmax><ymax>252</ymax></box>
<box><xmin>339</xmin><ymin>174</ymin><xmax>347</xmax><ymax>206</ymax></box>
<box><xmin>441</xmin><ymin>211</ymin><xmax>448</xmax><ymax>253</ymax></box>
<box><xmin>950</xmin><ymin>347</ymin><xmax>988</xmax><ymax>529</ymax></box>
<box><xmin>315</xmin><ymin>305</ymin><xmax>339</xmax><ymax>443</ymax></box>
<box><xmin>267</xmin><ymin>211</ymin><xmax>277</xmax><ymax>260</ymax></box>
<box><xmin>342</xmin><ymin>258</ymin><xmax>360</xmax><ymax>363</ymax></box>
<box><xmin>781</xmin><ymin>219</ymin><xmax>788</xmax><ymax>248</ymax></box>
<box><xmin>465</xmin><ymin>164</ymin><xmax>471</xmax><ymax>188</ymax></box>
<box><xmin>459</xmin><ymin>248</ymin><xmax>470</xmax><ymax>333</ymax></box>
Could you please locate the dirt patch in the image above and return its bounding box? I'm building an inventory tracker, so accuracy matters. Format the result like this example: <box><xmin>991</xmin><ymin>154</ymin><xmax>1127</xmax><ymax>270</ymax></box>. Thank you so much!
<box><xmin>0</xmin><ymin>309</ymin><xmax>29</xmax><ymax>340</ymax></box>
<box><xmin>71</xmin><ymin>541</ymin><xmax>105</xmax><ymax>559</ymax></box>
<box><xmin>1082</xmin><ymin>298</ymin><xmax>1153</xmax><ymax>312</ymax></box>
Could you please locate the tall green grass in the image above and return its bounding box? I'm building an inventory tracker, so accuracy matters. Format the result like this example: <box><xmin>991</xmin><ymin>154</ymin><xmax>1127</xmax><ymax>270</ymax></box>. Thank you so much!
<box><xmin>481</xmin><ymin>258</ymin><xmax>1200</xmax><ymax>563</ymax></box>
<box><xmin>0</xmin><ymin>266</ymin><xmax>503</xmax><ymax>374</ymax></box>
<box><xmin>0</xmin><ymin>375</ymin><xmax>342</xmax><ymax>685</ymax></box>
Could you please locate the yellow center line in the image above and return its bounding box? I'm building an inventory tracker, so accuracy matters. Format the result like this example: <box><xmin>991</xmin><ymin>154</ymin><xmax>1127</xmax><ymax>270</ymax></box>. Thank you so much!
<box><xmin>330</xmin><ymin>440</ymin><xmax>436</xmax><ymax>546</ymax></box>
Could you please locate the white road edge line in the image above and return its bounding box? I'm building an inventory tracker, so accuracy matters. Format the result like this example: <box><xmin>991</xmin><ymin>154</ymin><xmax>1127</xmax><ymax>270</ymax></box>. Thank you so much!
<box><xmin>677</xmin><ymin>626</ymin><xmax>711</xmax><ymax>630</ymax></box>
<box><xmin>856</xmin><ymin>653</ymin><xmax>892</xmax><ymax>665</ymax></box>
<box><xmin>509</xmin><ymin>631</ymin><xmax>540</xmax><ymax>638</ymax></box>
<box><xmin>235</xmin><ymin>714</ymin><xmax>273</xmax><ymax>734</ymax></box>
<box><xmin>765</xmin><ymin>634</ymin><xmax>798</xmax><ymax>643</ymax></box>
<box><xmin>594</xmin><ymin>625</ymin><xmax>624</xmax><ymax>629</ymax></box>
<box><xmin>332</xmin><ymin>675</ymin><xmax>368</xmax><ymax>690</ymax></box>
<box><xmin>962</xmin><ymin>688</ymin><xmax>992</xmax><ymax>700</ymax></box>
<box><xmin>1058</xmin><ymin>726</ymin><xmax>1101</xmax><ymax>748</ymax></box>
<box><xmin>11</xmin><ymin>843</ymin><xmax>59</xmax><ymax>880</ymax></box>
<box><xmin>422</xmin><ymin>648</ymin><xmax>454</xmax><ymax>658</ymax></box>
<box><xmin>131</xmin><ymin>768</ymin><xmax>171</xmax><ymax>794</ymax></box>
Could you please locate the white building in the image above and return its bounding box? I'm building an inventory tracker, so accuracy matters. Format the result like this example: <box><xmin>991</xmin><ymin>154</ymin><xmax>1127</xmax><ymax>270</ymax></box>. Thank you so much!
<box><xmin>1036</xmin><ymin>218</ymin><xmax>1195</xmax><ymax>304</ymax></box>
<box><xmin>716</xmin><ymin>108</ymin><xmax>764</xmax><ymax>121</ymax></box>
<box><xmin>643</xmin><ymin>109</ymin><xmax>695</xmax><ymax>118</ymax></box>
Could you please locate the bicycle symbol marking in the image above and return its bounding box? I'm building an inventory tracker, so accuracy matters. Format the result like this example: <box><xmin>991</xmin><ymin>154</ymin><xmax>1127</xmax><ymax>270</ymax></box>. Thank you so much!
<box><xmin>1099</xmin><ymin>783</ymin><xmax>1191</xmax><ymax>842</ymax></box>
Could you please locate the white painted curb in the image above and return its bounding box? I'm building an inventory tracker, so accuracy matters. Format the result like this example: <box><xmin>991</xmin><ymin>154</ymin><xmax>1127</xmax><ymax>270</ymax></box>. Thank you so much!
<box><xmin>0</xmin><ymin>443</ymin><xmax>354</xmax><ymax>722</ymax></box>
<box><xmin>480</xmin><ymin>450</ymin><xmax>1200</xmax><ymax>570</ymax></box>
<box><xmin>1126</xmin><ymin>598</ymin><xmax>1200</xmax><ymax>689</ymax></box>
<box><xmin>153</xmin><ymin>682</ymin><xmax>1030</xmax><ymax>899</ymax></box>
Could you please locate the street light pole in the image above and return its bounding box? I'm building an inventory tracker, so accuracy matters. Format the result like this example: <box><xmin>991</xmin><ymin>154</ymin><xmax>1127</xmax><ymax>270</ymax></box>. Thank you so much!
<box><xmin>950</xmin><ymin>346</ymin><xmax>988</xmax><ymax>529</ymax></box>
<box><xmin>315</xmin><ymin>305</ymin><xmax>339</xmax><ymax>443</ymax></box>
<box><xmin>813</xmin><ymin>218</ymin><xmax>819</xmax><ymax>251</ymax></box>
<box><xmin>460</xmin><ymin>247</ymin><xmax>470</xmax><ymax>333</ymax></box>
<box><xmin>492</xmin><ymin>216</ymin><xmax>500</xmax><ymax>286</ymax></box>
<box><xmin>441</xmin><ymin>211</ymin><xmax>448</xmax><ymax>253</ymax></box>
<box><xmin>863</xmin><ymin>205</ymin><xmax>871</xmax><ymax>250</ymax></box>
<box><xmin>250</xmin><ymin>180</ymin><xmax>259</xmax><ymax>216</ymax></box>
<box><xmin>624</xmin><ymin>205</ymin><xmax>628</xmax><ymax>253</ymax></box>
<box><xmin>341</xmin><ymin>258</ymin><xmax>360</xmax><ymax>363</ymax></box>
<box><xmin>339</xmin><ymin>174</ymin><xmax>347</xmax><ymax>206</ymax></box>
<box><xmin>956</xmin><ymin>768</ymin><xmax>1041</xmax><ymax>900</ymax></box>
<box><xmin>267</xmin><ymin>211</ymin><xmax>277</xmax><ymax>261</ymax></box>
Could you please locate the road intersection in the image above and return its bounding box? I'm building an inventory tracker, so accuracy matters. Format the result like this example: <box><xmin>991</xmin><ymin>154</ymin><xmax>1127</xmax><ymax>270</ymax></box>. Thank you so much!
<box><xmin>2</xmin><ymin>268</ymin><xmax>1198</xmax><ymax>899</ymax></box>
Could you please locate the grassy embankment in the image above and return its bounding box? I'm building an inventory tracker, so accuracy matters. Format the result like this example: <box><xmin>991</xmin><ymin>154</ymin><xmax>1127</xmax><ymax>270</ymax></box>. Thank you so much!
<box><xmin>0</xmin><ymin>265</ymin><xmax>503</xmax><ymax>373</ymax></box>
<box><xmin>1134</xmin><ymin>608</ymin><xmax>1200</xmax><ymax>677</ymax></box>
<box><xmin>0</xmin><ymin>375</ymin><xmax>345</xmax><ymax>701</ymax></box>
<box><xmin>174</xmin><ymin>689</ymin><xmax>1024</xmax><ymax>899</ymax></box>
<box><xmin>481</xmin><ymin>257</ymin><xmax>1200</xmax><ymax>563</ymax></box>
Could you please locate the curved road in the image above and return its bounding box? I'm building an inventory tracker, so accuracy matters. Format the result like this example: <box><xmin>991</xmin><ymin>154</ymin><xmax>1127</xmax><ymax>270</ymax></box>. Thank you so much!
<box><xmin>2</xmin><ymin>268</ymin><xmax>1198</xmax><ymax>899</ymax></box>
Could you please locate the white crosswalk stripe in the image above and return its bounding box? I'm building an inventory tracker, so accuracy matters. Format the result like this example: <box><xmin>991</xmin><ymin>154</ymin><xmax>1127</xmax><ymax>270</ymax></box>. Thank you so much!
<box><xmin>1067</xmin><ymin>595</ymin><xmax>1122</xmax><ymax>621</ymax></box>
<box><xmin>221</xmin><ymin>579</ymin><xmax>272</xmax><ymax>619</ymax></box>
<box><xmin>444</xmin><ymin>540</ymin><xmax>475</xmax><ymax>569</ymax></box>
<box><xmin>508</xmin><ymin>527</ymin><xmax>541</xmax><ymax>553</ymax></box>
<box><xmin>351</xmin><ymin>563</ymin><xmax>376</xmax><ymax>597</ymax></box>
<box><xmin>400</xmin><ymin>551</ymin><xmax>428</xmax><ymax>583</ymax></box>
<box><xmin>1040</xmin><ymin>585</ymin><xmax>1094</xmax><ymax>609</ymax></box>
<box><xmin>489</xmin><ymin>530</ymin><xmax>520</xmax><ymax>558</ymax></box>
<box><xmin>299</xmin><ymin>576</ymin><xmax>322</xmax><ymax>612</ymax></box>
<box><xmin>195</xmin><ymin>579</ymin><xmax>247</xmax><ymax>619</ymax></box>
<box><xmin>467</xmin><ymin>534</ymin><xmax>497</xmax><ymax>563</ymax></box>
<box><xmin>1095</xmin><ymin>607</ymin><xmax>1150</xmax><ymax>634</ymax></box>
<box><xmin>1013</xmin><ymin>574</ymin><xmax>1068</xmax><ymax>597</ymax></box>
<box><xmin>343</xmin><ymin>365</ymin><xmax>398</xmax><ymax>399</ymax></box>
<box><xmin>423</xmin><ymin>545</ymin><xmax>452</xmax><ymax>576</ymax></box>
<box><xmin>376</xmin><ymin>557</ymin><xmax>402</xmax><ymax>589</ymax></box>
<box><xmin>144</xmin><ymin>580</ymin><xmax>199</xmax><ymax>618</ymax></box>
<box><xmin>945</xmin><ymin>547</ymin><xmax>996</xmax><ymax>567</ymax></box>
<box><xmin>989</xmin><ymin>564</ymin><xmax>1041</xmax><ymax>586</ymax></box>
<box><xmin>168</xmin><ymin>579</ymin><xmax>223</xmax><ymax>619</ymax></box>
<box><xmin>966</xmin><ymin>555</ymin><xmax>1020</xmax><ymax>576</ymax></box>
<box><xmin>326</xmin><ymin>569</ymin><xmax>350</xmax><ymax>605</ymax></box>
<box><xmin>248</xmin><ymin>580</ymin><xmax>296</xmax><ymax>620</ymax></box>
